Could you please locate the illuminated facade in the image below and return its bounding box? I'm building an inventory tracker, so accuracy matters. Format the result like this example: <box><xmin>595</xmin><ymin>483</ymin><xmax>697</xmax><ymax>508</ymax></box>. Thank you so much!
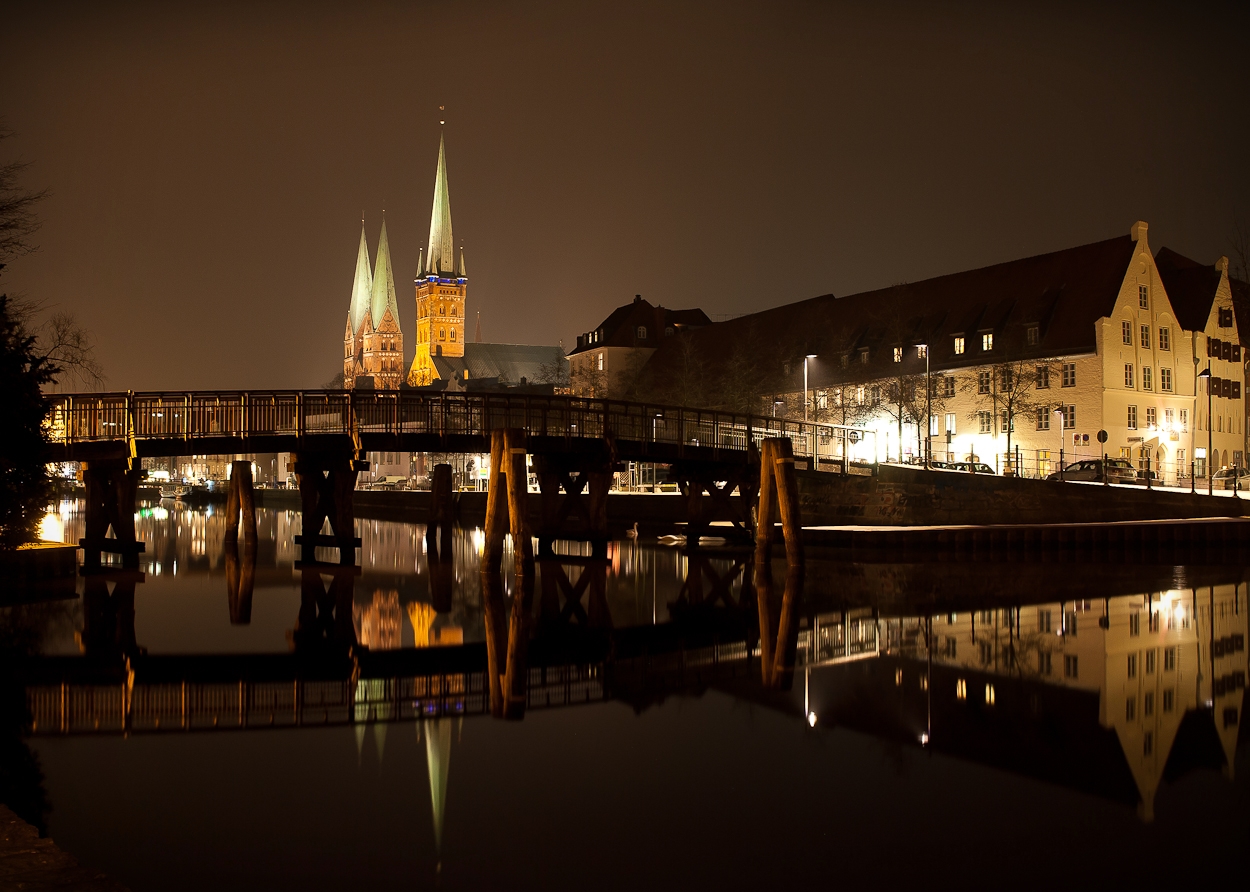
<box><xmin>409</xmin><ymin>134</ymin><xmax>468</xmax><ymax>387</ymax></box>
<box><xmin>344</xmin><ymin>218</ymin><xmax>405</xmax><ymax>390</ymax></box>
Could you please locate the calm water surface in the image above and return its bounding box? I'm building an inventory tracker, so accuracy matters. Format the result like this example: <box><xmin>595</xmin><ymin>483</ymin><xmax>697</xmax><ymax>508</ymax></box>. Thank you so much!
<box><xmin>5</xmin><ymin>499</ymin><xmax>1248</xmax><ymax>890</ymax></box>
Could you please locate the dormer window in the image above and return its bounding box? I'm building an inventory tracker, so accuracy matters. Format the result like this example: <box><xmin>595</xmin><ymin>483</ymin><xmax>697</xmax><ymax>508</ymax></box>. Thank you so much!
<box><xmin>1026</xmin><ymin>325</ymin><xmax>1038</xmax><ymax>346</ymax></box>
<box><xmin>954</xmin><ymin>336</ymin><xmax>965</xmax><ymax>355</ymax></box>
<box><xmin>859</xmin><ymin>348</ymin><xmax>869</xmax><ymax>364</ymax></box>
<box><xmin>840</xmin><ymin>354</ymin><xmax>849</xmax><ymax>369</ymax></box>
<box><xmin>916</xmin><ymin>345</ymin><xmax>927</xmax><ymax>359</ymax></box>
<box><xmin>981</xmin><ymin>332</ymin><xmax>993</xmax><ymax>351</ymax></box>
<box><xmin>893</xmin><ymin>347</ymin><xmax>902</xmax><ymax>362</ymax></box>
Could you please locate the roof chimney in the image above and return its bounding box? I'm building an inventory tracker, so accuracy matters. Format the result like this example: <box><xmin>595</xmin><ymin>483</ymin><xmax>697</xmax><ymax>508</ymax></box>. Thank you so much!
<box><xmin>1130</xmin><ymin>220</ymin><xmax>1148</xmax><ymax>243</ymax></box>
<box><xmin>634</xmin><ymin>294</ymin><xmax>641</xmax><ymax>303</ymax></box>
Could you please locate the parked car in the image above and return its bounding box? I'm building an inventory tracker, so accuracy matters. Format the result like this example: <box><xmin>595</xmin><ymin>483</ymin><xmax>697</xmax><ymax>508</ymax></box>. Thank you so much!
<box><xmin>947</xmin><ymin>461</ymin><xmax>996</xmax><ymax>475</ymax></box>
<box><xmin>1213</xmin><ymin>466</ymin><xmax>1250</xmax><ymax>490</ymax></box>
<box><xmin>1046</xmin><ymin>458</ymin><xmax>1136</xmax><ymax>483</ymax></box>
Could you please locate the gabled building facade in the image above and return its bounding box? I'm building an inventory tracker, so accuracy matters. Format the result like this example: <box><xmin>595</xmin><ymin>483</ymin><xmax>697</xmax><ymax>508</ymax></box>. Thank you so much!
<box><xmin>636</xmin><ymin>221</ymin><xmax>1245</xmax><ymax>483</ymax></box>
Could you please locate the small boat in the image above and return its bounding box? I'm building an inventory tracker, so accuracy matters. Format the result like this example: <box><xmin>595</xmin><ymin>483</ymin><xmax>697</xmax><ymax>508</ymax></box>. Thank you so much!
<box><xmin>159</xmin><ymin>484</ymin><xmax>187</xmax><ymax>500</ymax></box>
<box><xmin>657</xmin><ymin>534</ymin><xmax>687</xmax><ymax>546</ymax></box>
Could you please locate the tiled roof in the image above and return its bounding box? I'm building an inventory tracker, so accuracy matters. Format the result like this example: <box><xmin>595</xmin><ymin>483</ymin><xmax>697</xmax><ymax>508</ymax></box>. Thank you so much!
<box><xmin>641</xmin><ymin>233</ymin><xmax>1137</xmax><ymax>392</ymax></box>
<box><xmin>568</xmin><ymin>296</ymin><xmax>712</xmax><ymax>356</ymax></box>
<box><xmin>1229</xmin><ymin>276</ymin><xmax>1250</xmax><ymax>348</ymax></box>
<box><xmin>432</xmin><ymin>342</ymin><xmax>567</xmax><ymax>386</ymax></box>
<box><xmin>1155</xmin><ymin>247</ymin><xmax>1220</xmax><ymax>333</ymax></box>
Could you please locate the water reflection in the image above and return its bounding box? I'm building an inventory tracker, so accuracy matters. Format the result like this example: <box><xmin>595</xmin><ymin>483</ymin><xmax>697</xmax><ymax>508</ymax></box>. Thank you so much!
<box><xmin>12</xmin><ymin>498</ymin><xmax>1250</xmax><ymax>883</ymax></box>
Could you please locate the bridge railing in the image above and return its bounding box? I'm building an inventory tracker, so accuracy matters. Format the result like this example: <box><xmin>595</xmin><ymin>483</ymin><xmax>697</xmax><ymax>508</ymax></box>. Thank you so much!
<box><xmin>44</xmin><ymin>390</ymin><xmax>874</xmax><ymax>463</ymax></box>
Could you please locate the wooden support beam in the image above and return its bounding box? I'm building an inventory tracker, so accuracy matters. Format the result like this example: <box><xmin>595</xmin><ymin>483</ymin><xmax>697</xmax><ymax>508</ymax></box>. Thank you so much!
<box><xmin>755</xmin><ymin>562</ymin><xmax>803</xmax><ymax>689</ymax></box>
<box><xmin>293</xmin><ymin>565</ymin><xmax>357</xmax><ymax>655</ymax></box>
<box><xmin>426</xmin><ymin>463</ymin><xmax>455</xmax><ymax>559</ymax></box>
<box><xmin>670</xmin><ymin>452</ymin><xmax>760</xmax><ymax>544</ymax></box>
<box><xmin>483</xmin><ymin>429</ymin><xmax>533</xmax><ymax>575</ymax></box>
<box><xmin>224</xmin><ymin>460</ymin><xmax>258</xmax><ymax>546</ymax></box>
<box><xmin>79</xmin><ymin>461</ymin><xmax>145</xmax><ymax>571</ymax></box>
<box><xmin>225</xmin><ymin>536</ymin><xmax>257</xmax><ymax>625</ymax></box>
<box><xmin>538</xmin><ymin>559</ymin><xmax>611</xmax><ymax>629</ymax></box>
<box><xmin>754</xmin><ymin>438</ymin><xmax>804</xmax><ymax>568</ymax></box>
<box><xmin>534</xmin><ymin>450</ymin><xmax>614</xmax><ymax>557</ymax></box>
<box><xmin>79</xmin><ymin>569</ymin><xmax>144</xmax><ymax>660</ymax></box>
<box><xmin>293</xmin><ymin>452</ymin><xmax>361</xmax><ymax>565</ymax></box>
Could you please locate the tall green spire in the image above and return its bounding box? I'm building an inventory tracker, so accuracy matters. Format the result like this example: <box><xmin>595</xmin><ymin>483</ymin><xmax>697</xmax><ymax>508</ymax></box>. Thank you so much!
<box><xmin>348</xmin><ymin>221</ymin><xmax>373</xmax><ymax>333</ymax></box>
<box><xmin>370</xmin><ymin>216</ymin><xmax>399</xmax><ymax>327</ymax></box>
<box><xmin>426</xmin><ymin>134</ymin><xmax>457</xmax><ymax>276</ymax></box>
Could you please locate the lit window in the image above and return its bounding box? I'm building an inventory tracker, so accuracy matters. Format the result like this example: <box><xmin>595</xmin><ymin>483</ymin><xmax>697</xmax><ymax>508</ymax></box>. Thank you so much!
<box><xmin>895</xmin><ymin>668</ymin><xmax>903</xmax><ymax>686</ymax></box>
<box><xmin>954</xmin><ymin>336</ymin><xmax>965</xmax><ymax>355</ymax></box>
<box><xmin>1139</xmin><ymin>285</ymin><xmax>1148</xmax><ymax>309</ymax></box>
<box><xmin>956</xmin><ymin>679</ymin><xmax>967</xmax><ymax>700</ymax></box>
<box><xmin>982</xmin><ymin>332</ymin><xmax>993</xmax><ymax>351</ymax></box>
<box><xmin>1027</xmin><ymin>325</ymin><xmax>1038</xmax><ymax>346</ymax></box>
<box><xmin>1061</xmin><ymin>363</ymin><xmax>1076</xmax><ymax>387</ymax></box>
<box><xmin>917</xmin><ymin>344</ymin><xmax>927</xmax><ymax>359</ymax></box>
<box><xmin>1159</xmin><ymin>327</ymin><xmax>1170</xmax><ymax>351</ymax></box>
<box><xmin>1125</xmin><ymin>364</ymin><xmax>1134</xmax><ymax>388</ymax></box>
<box><xmin>893</xmin><ymin>347</ymin><xmax>902</xmax><ymax>362</ymax></box>
<box><xmin>597</xmin><ymin>353</ymin><xmax>604</xmax><ymax>372</ymax></box>
<box><xmin>1180</xmin><ymin>409</ymin><xmax>1188</xmax><ymax>431</ymax></box>
<box><xmin>1122</xmin><ymin>321</ymin><xmax>1132</xmax><ymax>345</ymax></box>
<box><xmin>1127</xmin><ymin>405</ymin><xmax>1137</xmax><ymax>430</ymax></box>
<box><xmin>1160</xmin><ymin>368</ymin><xmax>1172</xmax><ymax>392</ymax></box>
<box><xmin>945</xmin><ymin>413</ymin><xmax>956</xmax><ymax>434</ymax></box>
<box><xmin>985</xmin><ymin>684</ymin><xmax>995</xmax><ymax>705</ymax></box>
<box><xmin>1140</xmin><ymin>324</ymin><xmax>1150</xmax><ymax>349</ymax></box>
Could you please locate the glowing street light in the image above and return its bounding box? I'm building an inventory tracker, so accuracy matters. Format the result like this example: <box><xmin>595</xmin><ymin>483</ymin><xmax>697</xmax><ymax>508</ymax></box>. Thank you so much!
<box><xmin>1198</xmin><ymin>364</ymin><xmax>1212</xmax><ymax>495</ymax></box>
<box><xmin>803</xmin><ymin>354</ymin><xmax>817</xmax><ymax>424</ymax></box>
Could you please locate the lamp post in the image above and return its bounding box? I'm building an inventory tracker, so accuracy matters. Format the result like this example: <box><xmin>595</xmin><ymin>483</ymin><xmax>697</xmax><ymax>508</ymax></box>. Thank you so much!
<box><xmin>803</xmin><ymin>354</ymin><xmax>817</xmax><ymax>424</ymax></box>
<box><xmin>1198</xmin><ymin>364</ymin><xmax>1212</xmax><ymax>495</ymax></box>
<box><xmin>1054</xmin><ymin>407</ymin><xmax>1065</xmax><ymax>481</ymax></box>
<box><xmin>919</xmin><ymin>343</ymin><xmax>930</xmax><ymax>469</ymax></box>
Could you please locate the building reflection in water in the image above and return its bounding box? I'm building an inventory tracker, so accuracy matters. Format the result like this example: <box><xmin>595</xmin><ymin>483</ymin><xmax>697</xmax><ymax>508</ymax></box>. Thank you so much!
<box><xmin>28</xmin><ymin>498</ymin><xmax>1249</xmax><ymax>849</ymax></box>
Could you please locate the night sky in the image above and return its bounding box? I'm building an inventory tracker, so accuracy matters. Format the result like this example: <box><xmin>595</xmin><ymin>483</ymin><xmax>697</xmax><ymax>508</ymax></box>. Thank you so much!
<box><xmin>2</xmin><ymin>1</ymin><xmax>1247</xmax><ymax>391</ymax></box>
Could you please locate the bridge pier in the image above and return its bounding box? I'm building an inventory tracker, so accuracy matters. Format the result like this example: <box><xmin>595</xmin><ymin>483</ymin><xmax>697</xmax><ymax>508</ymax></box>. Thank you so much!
<box><xmin>533</xmin><ymin>451</ymin><xmax>613</xmax><ymax>560</ymax></box>
<box><xmin>224</xmin><ymin>534</ymin><xmax>257</xmax><ymax>625</ymax></box>
<box><xmin>755</xmin><ymin>438</ymin><xmax>804</xmax><ymax>569</ymax></box>
<box><xmin>670</xmin><ymin>454</ymin><xmax>759</xmax><ymax>545</ymax></box>
<box><xmin>79</xmin><ymin>460</ymin><xmax>146</xmax><ymax>571</ymax></box>
<box><xmin>755</xmin><ymin>562</ymin><xmax>803</xmax><ymax>690</ymax></box>
<box><xmin>224</xmin><ymin>460</ymin><xmax>258</xmax><ymax>546</ymax></box>
<box><xmin>292</xmin><ymin>452</ymin><xmax>365</xmax><ymax>565</ymax></box>
<box><xmin>482</xmin><ymin>569</ymin><xmax>535</xmax><ymax>719</ymax></box>
<box><xmin>483</xmin><ymin>429</ymin><xmax>533</xmax><ymax>575</ymax></box>
<box><xmin>293</xmin><ymin>565</ymin><xmax>360</xmax><ymax>655</ymax></box>
<box><xmin>539</xmin><ymin>558</ymin><xmax>611</xmax><ymax>629</ymax></box>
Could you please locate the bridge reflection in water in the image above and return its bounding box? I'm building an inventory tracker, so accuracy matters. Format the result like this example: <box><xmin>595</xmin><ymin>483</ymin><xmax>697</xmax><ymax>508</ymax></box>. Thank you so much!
<box><xmin>23</xmin><ymin>501</ymin><xmax>1250</xmax><ymax>852</ymax></box>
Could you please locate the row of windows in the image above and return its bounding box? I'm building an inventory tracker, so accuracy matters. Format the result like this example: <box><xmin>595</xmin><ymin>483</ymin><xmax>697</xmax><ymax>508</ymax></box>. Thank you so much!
<box><xmin>1122</xmin><ymin>321</ymin><xmax>1171</xmax><ymax>351</ymax></box>
<box><xmin>1126</xmin><ymin>405</ymin><xmax>1189</xmax><ymax>432</ymax></box>
<box><xmin>1123</xmin><ymin>364</ymin><xmax>1173</xmax><ymax>392</ymax></box>
<box><xmin>1125</xmin><ymin>690</ymin><xmax>1177</xmax><ymax>722</ymax></box>
<box><xmin>1126</xmin><ymin>647</ymin><xmax>1180</xmax><ymax>678</ymax></box>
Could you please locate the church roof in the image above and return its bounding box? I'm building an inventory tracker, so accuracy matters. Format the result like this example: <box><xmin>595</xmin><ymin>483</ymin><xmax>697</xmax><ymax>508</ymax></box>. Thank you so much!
<box><xmin>432</xmin><ymin>342</ymin><xmax>567</xmax><ymax>386</ymax></box>
<box><xmin>424</xmin><ymin>134</ymin><xmax>457</xmax><ymax>276</ymax></box>
<box><xmin>348</xmin><ymin>222</ymin><xmax>373</xmax><ymax>333</ymax></box>
<box><xmin>370</xmin><ymin>218</ymin><xmax>400</xmax><ymax>329</ymax></box>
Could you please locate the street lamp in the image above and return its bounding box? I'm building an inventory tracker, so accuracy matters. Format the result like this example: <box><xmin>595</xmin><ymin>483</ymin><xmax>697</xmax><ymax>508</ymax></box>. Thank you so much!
<box><xmin>918</xmin><ymin>344</ymin><xmax>930</xmax><ymax>469</ymax></box>
<box><xmin>1198</xmin><ymin>364</ymin><xmax>1212</xmax><ymax>495</ymax></box>
<box><xmin>772</xmin><ymin>397</ymin><xmax>785</xmax><ymax>419</ymax></box>
<box><xmin>803</xmin><ymin>354</ymin><xmax>817</xmax><ymax>424</ymax></box>
<box><xmin>1054</xmin><ymin>407</ymin><xmax>1065</xmax><ymax>480</ymax></box>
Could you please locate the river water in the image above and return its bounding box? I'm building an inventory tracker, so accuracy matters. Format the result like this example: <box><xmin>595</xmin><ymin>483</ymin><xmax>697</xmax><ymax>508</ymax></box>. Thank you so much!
<box><xmin>4</xmin><ymin>498</ymin><xmax>1248</xmax><ymax>890</ymax></box>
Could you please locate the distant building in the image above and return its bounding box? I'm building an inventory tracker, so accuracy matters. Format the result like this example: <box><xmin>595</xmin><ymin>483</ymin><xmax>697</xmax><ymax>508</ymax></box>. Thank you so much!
<box><xmin>638</xmin><ymin>221</ymin><xmax>1245</xmax><ymax>482</ymax></box>
<box><xmin>406</xmin><ymin>132</ymin><xmax>566</xmax><ymax>390</ymax></box>
<box><xmin>343</xmin><ymin>218</ymin><xmax>405</xmax><ymax>390</ymax></box>
<box><xmin>567</xmin><ymin>295</ymin><xmax>710</xmax><ymax>398</ymax></box>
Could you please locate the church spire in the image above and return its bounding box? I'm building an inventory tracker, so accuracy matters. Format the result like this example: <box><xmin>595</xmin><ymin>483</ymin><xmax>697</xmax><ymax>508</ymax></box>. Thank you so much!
<box><xmin>370</xmin><ymin>216</ymin><xmax>399</xmax><ymax>328</ymax></box>
<box><xmin>426</xmin><ymin>133</ymin><xmax>456</xmax><ymax>276</ymax></box>
<box><xmin>348</xmin><ymin>220</ymin><xmax>373</xmax><ymax>333</ymax></box>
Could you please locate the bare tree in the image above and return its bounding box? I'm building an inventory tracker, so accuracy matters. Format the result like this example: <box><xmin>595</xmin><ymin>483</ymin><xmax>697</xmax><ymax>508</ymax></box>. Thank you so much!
<box><xmin>0</xmin><ymin>129</ymin><xmax>47</xmax><ymax>266</ymax></box>
<box><xmin>960</xmin><ymin>358</ymin><xmax>1055</xmax><ymax>473</ymax></box>
<box><xmin>324</xmin><ymin>370</ymin><xmax>346</xmax><ymax>389</ymax></box>
<box><xmin>1230</xmin><ymin>211</ymin><xmax>1250</xmax><ymax>284</ymax></box>
<box><xmin>535</xmin><ymin>354</ymin><xmax>570</xmax><ymax>388</ymax></box>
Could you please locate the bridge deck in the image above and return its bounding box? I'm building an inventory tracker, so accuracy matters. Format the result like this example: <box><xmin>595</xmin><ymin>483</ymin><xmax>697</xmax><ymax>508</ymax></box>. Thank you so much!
<box><xmin>44</xmin><ymin>390</ymin><xmax>871</xmax><ymax>464</ymax></box>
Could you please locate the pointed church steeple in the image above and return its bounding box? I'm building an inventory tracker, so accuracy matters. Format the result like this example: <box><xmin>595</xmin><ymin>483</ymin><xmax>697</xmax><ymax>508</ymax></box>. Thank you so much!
<box><xmin>426</xmin><ymin>134</ymin><xmax>456</xmax><ymax>276</ymax></box>
<box><xmin>371</xmin><ymin>216</ymin><xmax>399</xmax><ymax>326</ymax></box>
<box><xmin>348</xmin><ymin>221</ymin><xmax>373</xmax><ymax>334</ymax></box>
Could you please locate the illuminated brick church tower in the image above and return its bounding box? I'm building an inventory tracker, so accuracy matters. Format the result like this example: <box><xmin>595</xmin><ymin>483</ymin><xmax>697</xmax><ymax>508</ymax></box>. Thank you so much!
<box><xmin>408</xmin><ymin>132</ymin><xmax>468</xmax><ymax>386</ymax></box>
<box><xmin>343</xmin><ymin>216</ymin><xmax>404</xmax><ymax>389</ymax></box>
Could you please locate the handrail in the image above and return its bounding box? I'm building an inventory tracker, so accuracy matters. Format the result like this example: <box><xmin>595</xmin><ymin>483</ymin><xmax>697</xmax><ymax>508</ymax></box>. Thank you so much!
<box><xmin>42</xmin><ymin>390</ymin><xmax>875</xmax><ymax>463</ymax></box>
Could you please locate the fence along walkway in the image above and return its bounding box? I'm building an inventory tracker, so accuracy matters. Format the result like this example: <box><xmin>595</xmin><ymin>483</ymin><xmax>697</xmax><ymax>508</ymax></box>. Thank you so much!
<box><xmin>44</xmin><ymin>390</ymin><xmax>874</xmax><ymax>465</ymax></box>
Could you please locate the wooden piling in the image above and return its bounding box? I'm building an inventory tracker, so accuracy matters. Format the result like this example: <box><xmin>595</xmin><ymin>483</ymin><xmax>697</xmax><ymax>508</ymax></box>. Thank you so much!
<box><xmin>755</xmin><ymin>438</ymin><xmax>804</xmax><ymax>569</ymax></box>
<box><xmin>483</xmin><ymin>429</ymin><xmax>533</xmax><ymax>575</ymax></box>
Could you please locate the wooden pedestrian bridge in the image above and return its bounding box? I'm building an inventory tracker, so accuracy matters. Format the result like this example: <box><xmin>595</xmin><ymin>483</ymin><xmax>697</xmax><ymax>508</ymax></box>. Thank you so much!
<box><xmin>46</xmin><ymin>390</ymin><xmax>868</xmax><ymax>569</ymax></box>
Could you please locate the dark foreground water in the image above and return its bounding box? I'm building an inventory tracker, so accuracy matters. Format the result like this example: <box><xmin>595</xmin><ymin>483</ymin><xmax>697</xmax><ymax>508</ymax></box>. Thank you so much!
<box><xmin>3</xmin><ymin>499</ymin><xmax>1248</xmax><ymax>890</ymax></box>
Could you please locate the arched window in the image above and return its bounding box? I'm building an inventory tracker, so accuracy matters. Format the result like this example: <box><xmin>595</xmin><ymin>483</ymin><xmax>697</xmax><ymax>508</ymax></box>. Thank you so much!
<box><xmin>440</xmin><ymin>328</ymin><xmax>446</xmax><ymax>340</ymax></box>
<box><xmin>637</xmin><ymin>326</ymin><xmax>647</xmax><ymax>339</ymax></box>
<box><xmin>440</xmin><ymin>305</ymin><xmax>445</xmax><ymax>316</ymax></box>
<box><xmin>450</xmin><ymin>329</ymin><xmax>457</xmax><ymax>341</ymax></box>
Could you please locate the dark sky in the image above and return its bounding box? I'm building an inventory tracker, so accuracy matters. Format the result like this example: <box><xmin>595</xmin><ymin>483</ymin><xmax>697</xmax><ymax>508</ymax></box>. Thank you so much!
<box><xmin>2</xmin><ymin>0</ymin><xmax>1247</xmax><ymax>391</ymax></box>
